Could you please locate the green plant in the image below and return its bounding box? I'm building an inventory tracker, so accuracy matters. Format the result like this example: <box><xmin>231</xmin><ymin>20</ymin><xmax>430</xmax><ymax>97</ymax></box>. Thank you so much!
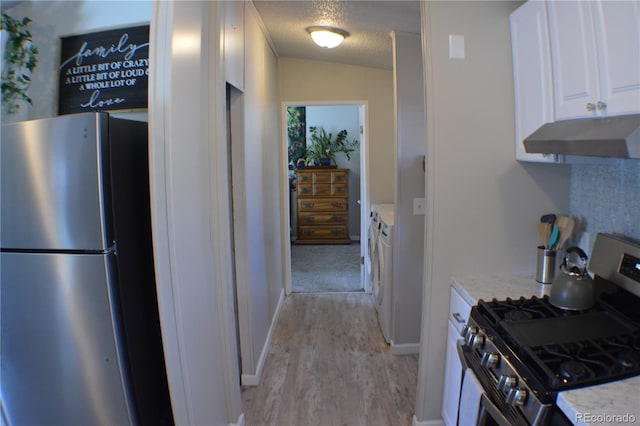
<box><xmin>287</xmin><ymin>106</ymin><xmax>306</xmax><ymax>167</ymax></box>
<box><xmin>305</xmin><ymin>126</ymin><xmax>358</xmax><ymax>166</ymax></box>
<box><xmin>1</xmin><ymin>13</ymin><xmax>39</xmax><ymax>114</ymax></box>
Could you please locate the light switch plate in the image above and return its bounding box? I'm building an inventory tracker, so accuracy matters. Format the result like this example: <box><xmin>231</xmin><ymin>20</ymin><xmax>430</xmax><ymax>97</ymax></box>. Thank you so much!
<box><xmin>449</xmin><ymin>34</ymin><xmax>465</xmax><ymax>59</ymax></box>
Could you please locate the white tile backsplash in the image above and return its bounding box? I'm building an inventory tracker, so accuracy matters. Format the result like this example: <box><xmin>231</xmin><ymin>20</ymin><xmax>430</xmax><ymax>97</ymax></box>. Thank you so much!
<box><xmin>569</xmin><ymin>159</ymin><xmax>640</xmax><ymax>255</ymax></box>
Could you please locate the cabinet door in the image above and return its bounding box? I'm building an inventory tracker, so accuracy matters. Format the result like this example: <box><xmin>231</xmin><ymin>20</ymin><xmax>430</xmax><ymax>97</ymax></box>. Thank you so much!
<box><xmin>593</xmin><ymin>1</ymin><xmax>640</xmax><ymax>116</ymax></box>
<box><xmin>224</xmin><ymin>0</ymin><xmax>244</xmax><ymax>91</ymax></box>
<box><xmin>510</xmin><ymin>1</ymin><xmax>557</xmax><ymax>162</ymax></box>
<box><xmin>442</xmin><ymin>320</ymin><xmax>463</xmax><ymax>426</ymax></box>
<box><xmin>548</xmin><ymin>1</ymin><xmax>600</xmax><ymax>120</ymax></box>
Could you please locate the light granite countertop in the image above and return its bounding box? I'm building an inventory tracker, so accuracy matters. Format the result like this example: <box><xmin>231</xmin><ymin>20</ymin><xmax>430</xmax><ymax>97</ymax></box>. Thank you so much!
<box><xmin>451</xmin><ymin>274</ymin><xmax>640</xmax><ymax>426</ymax></box>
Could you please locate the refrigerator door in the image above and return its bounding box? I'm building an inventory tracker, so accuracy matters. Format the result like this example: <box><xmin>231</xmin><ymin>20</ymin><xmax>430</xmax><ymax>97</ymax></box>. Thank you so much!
<box><xmin>0</xmin><ymin>113</ymin><xmax>112</xmax><ymax>251</ymax></box>
<box><xmin>1</xmin><ymin>252</ymin><xmax>134</xmax><ymax>425</ymax></box>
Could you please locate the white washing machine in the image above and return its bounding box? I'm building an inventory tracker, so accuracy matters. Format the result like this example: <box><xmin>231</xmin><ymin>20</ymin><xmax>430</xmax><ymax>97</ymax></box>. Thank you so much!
<box><xmin>374</xmin><ymin>209</ymin><xmax>394</xmax><ymax>344</ymax></box>
<box><xmin>367</xmin><ymin>204</ymin><xmax>393</xmax><ymax>292</ymax></box>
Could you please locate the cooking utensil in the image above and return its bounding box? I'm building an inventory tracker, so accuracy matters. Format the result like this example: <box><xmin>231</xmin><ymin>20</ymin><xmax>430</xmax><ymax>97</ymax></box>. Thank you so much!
<box><xmin>554</xmin><ymin>216</ymin><xmax>575</xmax><ymax>251</ymax></box>
<box><xmin>540</xmin><ymin>214</ymin><xmax>556</xmax><ymax>225</ymax></box>
<box><xmin>547</xmin><ymin>225</ymin><xmax>559</xmax><ymax>250</ymax></box>
<box><xmin>549</xmin><ymin>247</ymin><xmax>595</xmax><ymax>310</ymax></box>
<box><xmin>536</xmin><ymin>223</ymin><xmax>551</xmax><ymax>248</ymax></box>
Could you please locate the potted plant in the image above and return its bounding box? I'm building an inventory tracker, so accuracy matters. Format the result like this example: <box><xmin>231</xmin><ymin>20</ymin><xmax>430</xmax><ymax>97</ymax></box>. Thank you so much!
<box><xmin>305</xmin><ymin>126</ymin><xmax>358</xmax><ymax>166</ymax></box>
<box><xmin>1</xmin><ymin>13</ymin><xmax>39</xmax><ymax>114</ymax></box>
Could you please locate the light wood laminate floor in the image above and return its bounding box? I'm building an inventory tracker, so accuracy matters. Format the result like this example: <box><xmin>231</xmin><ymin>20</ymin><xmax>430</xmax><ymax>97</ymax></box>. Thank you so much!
<box><xmin>241</xmin><ymin>292</ymin><xmax>418</xmax><ymax>426</ymax></box>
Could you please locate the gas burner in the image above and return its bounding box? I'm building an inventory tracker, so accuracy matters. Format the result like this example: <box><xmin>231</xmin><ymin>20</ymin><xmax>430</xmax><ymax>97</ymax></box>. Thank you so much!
<box><xmin>504</xmin><ymin>310</ymin><xmax>533</xmax><ymax>322</ymax></box>
<box><xmin>559</xmin><ymin>361</ymin><xmax>588</xmax><ymax>382</ymax></box>
<box><xmin>618</xmin><ymin>350</ymin><xmax>640</xmax><ymax>369</ymax></box>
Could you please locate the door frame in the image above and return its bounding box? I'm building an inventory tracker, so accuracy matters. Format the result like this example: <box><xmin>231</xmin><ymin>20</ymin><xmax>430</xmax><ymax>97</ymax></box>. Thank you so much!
<box><xmin>280</xmin><ymin>100</ymin><xmax>370</xmax><ymax>295</ymax></box>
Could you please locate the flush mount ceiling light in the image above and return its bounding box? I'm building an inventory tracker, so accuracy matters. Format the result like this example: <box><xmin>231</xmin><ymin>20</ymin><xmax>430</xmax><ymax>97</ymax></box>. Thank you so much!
<box><xmin>306</xmin><ymin>26</ymin><xmax>349</xmax><ymax>49</ymax></box>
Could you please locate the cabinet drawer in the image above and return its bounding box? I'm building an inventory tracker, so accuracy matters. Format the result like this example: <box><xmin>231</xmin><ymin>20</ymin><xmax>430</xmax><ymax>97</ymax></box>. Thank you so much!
<box><xmin>299</xmin><ymin>212</ymin><xmax>347</xmax><ymax>225</ymax></box>
<box><xmin>331</xmin><ymin>172</ymin><xmax>347</xmax><ymax>183</ymax></box>
<box><xmin>298</xmin><ymin>183</ymin><xmax>313</xmax><ymax>195</ymax></box>
<box><xmin>314</xmin><ymin>173</ymin><xmax>331</xmax><ymax>183</ymax></box>
<box><xmin>298</xmin><ymin>199</ymin><xmax>347</xmax><ymax>212</ymax></box>
<box><xmin>297</xmin><ymin>173</ymin><xmax>313</xmax><ymax>183</ymax></box>
<box><xmin>298</xmin><ymin>225</ymin><xmax>348</xmax><ymax>239</ymax></box>
<box><xmin>449</xmin><ymin>287</ymin><xmax>471</xmax><ymax>335</ymax></box>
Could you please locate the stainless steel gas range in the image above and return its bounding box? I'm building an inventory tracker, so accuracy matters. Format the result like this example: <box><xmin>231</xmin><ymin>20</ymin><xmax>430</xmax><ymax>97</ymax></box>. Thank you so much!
<box><xmin>458</xmin><ymin>233</ymin><xmax>640</xmax><ymax>425</ymax></box>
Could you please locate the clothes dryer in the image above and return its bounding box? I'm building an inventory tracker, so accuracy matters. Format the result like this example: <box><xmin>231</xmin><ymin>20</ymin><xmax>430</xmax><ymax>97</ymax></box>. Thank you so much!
<box><xmin>367</xmin><ymin>204</ymin><xmax>393</xmax><ymax>292</ymax></box>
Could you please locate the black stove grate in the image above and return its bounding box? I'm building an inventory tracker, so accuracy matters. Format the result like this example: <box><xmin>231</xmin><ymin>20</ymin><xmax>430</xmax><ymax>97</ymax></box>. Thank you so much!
<box><xmin>523</xmin><ymin>331</ymin><xmax>640</xmax><ymax>390</ymax></box>
<box><xmin>475</xmin><ymin>295</ymin><xmax>640</xmax><ymax>391</ymax></box>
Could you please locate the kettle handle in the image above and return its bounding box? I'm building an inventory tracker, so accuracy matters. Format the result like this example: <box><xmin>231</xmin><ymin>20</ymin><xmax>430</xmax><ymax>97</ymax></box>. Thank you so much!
<box><xmin>566</xmin><ymin>246</ymin><xmax>588</xmax><ymax>262</ymax></box>
<box><xmin>564</xmin><ymin>246</ymin><xmax>589</xmax><ymax>277</ymax></box>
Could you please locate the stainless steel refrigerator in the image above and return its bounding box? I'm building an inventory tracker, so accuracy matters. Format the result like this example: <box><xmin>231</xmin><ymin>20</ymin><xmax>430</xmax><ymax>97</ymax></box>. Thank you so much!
<box><xmin>1</xmin><ymin>113</ymin><xmax>173</xmax><ymax>425</ymax></box>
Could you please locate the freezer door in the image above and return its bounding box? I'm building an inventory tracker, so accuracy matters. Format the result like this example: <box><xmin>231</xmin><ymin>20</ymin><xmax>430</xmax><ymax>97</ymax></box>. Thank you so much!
<box><xmin>0</xmin><ymin>113</ymin><xmax>112</xmax><ymax>251</ymax></box>
<box><xmin>1</xmin><ymin>252</ymin><xmax>134</xmax><ymax>425</ymax></box>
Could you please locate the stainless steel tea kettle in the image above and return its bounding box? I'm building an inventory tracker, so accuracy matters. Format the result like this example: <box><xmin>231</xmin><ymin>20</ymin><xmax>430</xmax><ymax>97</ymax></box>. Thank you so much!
<box><xmin>549</xmin><ymin>247</ymin><xmax>595</xmax><ymax>310</ymax></box>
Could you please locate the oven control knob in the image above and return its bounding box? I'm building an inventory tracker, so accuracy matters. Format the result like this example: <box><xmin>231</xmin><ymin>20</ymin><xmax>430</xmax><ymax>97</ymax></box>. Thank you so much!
<box><xmin>498</xmin><ymin>375</ymin><xmax>517</xmax><ymax>392</ymax></box>
<box><xmin>506</xmin><ymin>387</ymin><xmax>528</xmax><ymax>406</ymax></box>
<box><xmin>461</xmin><ymin>324</ymin><xmax>470</xmax><ymax>338</ymax></box>
<box><xmin>481</xmin><ymin>352</ymin><xmax>500</xmax><ymax>368</ymax></box>
<box><xmin>464</xmin><ymin>326</ymin><xmax>478</xmax><ymax>345</ymax></box>
<box><xmin>470</xmin><ymin>333</ymin><xmax>485</xmax><ymax>349</ymax></box>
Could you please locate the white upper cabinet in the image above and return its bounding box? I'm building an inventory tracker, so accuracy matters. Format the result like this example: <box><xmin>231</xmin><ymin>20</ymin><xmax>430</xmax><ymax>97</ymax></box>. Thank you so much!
<box><xmin>510</xmin><ymin>1</ymin><xmax>558</xmax><ymax>162</ymax></box>
<box><xmin>593</xmin><ymin>1</ymin><xmax>640</xmax><ymax>116</ymax></box>
<box><xmin>224</xmin><ymin>0</ymin><xmax>245</xmax><ymax>91</ymax></box>
<box><xmin>547</xmin><ymin>1</ymin><xmax>640</xmax><ymax>120</ymax></box>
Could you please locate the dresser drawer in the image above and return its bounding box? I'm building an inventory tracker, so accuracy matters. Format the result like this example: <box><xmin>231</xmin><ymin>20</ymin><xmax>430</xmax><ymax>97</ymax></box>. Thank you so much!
<box><xmin>331</xmin><ymin>184</ymin><xmax>347</xmax><ymax>196</ymax></box>
<box><xmin>297</xmin><ymin>183</ymin><xmax>313</xmax><ymax>196</ymax></box>
<box><xmin>298</xmin><ymin>225</ymin><xmax>348</xmax><ymax>240</ymax></box>
<box><xmin>314</xmin><ymin>173</ymin><xmax>331</xmax><ymax>184</ymax></box>
<box><xmin>299</xmin><ymin>212</ymin><xmax>347</xmax><ymax>225</ymax></box>
<box><xmin>297</xmin><ymin>173</ymin><xmax>313</xmax><ymax>183</ymax></box>
<box><xmin>298</xmin><ymin>199</ymin><xmax>347</xmax><ymax>212</ymax></box>
<box><xmin>331</xmin><ymin>172</ymin><xmax>347</xmax><ymax>183</ymax></box>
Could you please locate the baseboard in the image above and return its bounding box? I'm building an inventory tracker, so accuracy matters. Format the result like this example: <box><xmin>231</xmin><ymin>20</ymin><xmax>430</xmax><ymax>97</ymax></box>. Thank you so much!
<box><xmin>391</xmin><ymin>341</ymin><xmax>420</xmax><ymax>355</ymax></box>
<box><xmin>241</xmin><ymin>289</ymin><xmax>285</xmax><ymax>386</ymax></box>
<box><xmin>350</xmin><ymin>235</ymin><xmax>361</xmax><ymax>241</ymax></box>
<box><xmin>412</xmin><ymin>414</ymin><xmax>444</xmax><ymax>426</ymax></box>
<box><xmin>229</xmin><ymin>412</ymin><xmax>245</xmax><ymax>426</ymax></box>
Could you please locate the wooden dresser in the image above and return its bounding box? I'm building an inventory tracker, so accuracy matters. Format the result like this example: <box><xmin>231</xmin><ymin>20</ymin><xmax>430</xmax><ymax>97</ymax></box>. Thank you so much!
<box><xmin>294</xmin><ymin>168</ymin><xmax>351</xmax><ymax>244</ymax></box>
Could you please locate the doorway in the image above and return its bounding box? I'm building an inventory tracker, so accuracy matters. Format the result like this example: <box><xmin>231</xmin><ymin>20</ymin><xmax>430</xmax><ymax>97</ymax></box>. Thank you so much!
<box><xmin>281</xmin><ymin>102</ymin><xmax>369</xmax><ymax>295</ymax></box>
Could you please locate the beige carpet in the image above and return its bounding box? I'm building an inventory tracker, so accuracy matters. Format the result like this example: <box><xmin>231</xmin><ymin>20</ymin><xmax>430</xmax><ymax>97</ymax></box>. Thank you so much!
<box><xmin>290</xmin><ymin>243</ymin><xmax>363</xmax><ymax>293</ymax></box>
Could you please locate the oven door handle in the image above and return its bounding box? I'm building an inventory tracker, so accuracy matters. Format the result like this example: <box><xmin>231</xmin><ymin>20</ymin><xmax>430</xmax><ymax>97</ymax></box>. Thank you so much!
<box><xmin>477</xmin><ymin>394</ymin><xmax>512</xmax><ymax>426</ymax></box>
<box><xmin>456</xmin><ymin>340</ymin><xmax>470</xmax><ymax>370</ymax></box>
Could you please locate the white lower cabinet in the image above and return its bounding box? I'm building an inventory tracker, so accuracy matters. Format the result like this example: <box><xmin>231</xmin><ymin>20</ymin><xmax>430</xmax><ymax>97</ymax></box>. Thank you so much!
<box><xmin>442</xmin><ymin>286</ymin><xmax>472</xmax><ymax>426</ymax></box>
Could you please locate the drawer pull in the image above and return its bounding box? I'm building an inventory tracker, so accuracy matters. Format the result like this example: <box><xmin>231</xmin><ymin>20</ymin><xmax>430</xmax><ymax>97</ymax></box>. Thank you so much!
<box><xmin>452</xmin><ymin>312</ymin><xmax>466</xmax><ymax>324</ymax></box>
<box><xmin>303</xmin><ymin>203</ymin><xmax>314</xmax><ymax>209</ymax></box>
<box><xmin>332</xmin><ymin>215</ymin><xmax>343</xmax><ymax>222</ymax></box>
<box><xmin>331</xmin><ymin>203</ymin><xmax>343</xmax><ymax>208</ymax></box>
<box><xmin>332</xmin><ymin>229</ymin><xmax>343</xmax><ymax>236</ymax></box>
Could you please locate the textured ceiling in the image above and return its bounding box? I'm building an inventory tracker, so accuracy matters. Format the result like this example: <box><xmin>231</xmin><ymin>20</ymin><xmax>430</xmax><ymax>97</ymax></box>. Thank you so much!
<box><xmin>252</xmin><ymin>0</ymin><xmax>422</xmax><ymax>70</ymax></box>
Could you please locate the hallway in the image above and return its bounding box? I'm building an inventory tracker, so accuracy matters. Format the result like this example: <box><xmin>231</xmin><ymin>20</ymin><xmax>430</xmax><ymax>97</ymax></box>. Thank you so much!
<box><xmin>241</xmin><ymin>292</ymin><xmax>418</xmax><ymax>426</ymax></box>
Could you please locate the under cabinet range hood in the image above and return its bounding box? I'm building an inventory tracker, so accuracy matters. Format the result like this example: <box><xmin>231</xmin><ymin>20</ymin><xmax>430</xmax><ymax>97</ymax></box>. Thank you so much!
<box><xmin>523</xmin><ymin>114</ymin><xmax>640</xmax><ymax>159</ymax></box>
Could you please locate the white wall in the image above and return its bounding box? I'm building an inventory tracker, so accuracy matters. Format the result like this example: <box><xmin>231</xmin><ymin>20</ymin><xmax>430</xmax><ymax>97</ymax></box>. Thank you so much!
<box><xmin>149</xmin><ymin>2</ymin><xmax>243</xmax><ymax>425</ymax></box>
<box><xmin>306</xmin><ymin>105</ymin><xmax>361</xmax><ymax>237</ymax></box>
<box><xmin>391</xmin><ymin>31</ymin><xmax>425</xmax><ymax>346</ymax></box>
<box><xmin>1</xmin><ymin>0</ymin><xmax>151</xmax><ymax>123</ymax></box>
<box><xmin>277</xmin><ymin>58</ymin><xmax>395</xmax><ymax>206</ymax></box>
<box><xmin>415</xmin><ymin>1</ymin><xmax>571</xmax><ymax>421</ymax></box>
<box><xmin>234</xmin><ymin>2</ymin><xmax>282</xmax><ymax>379</ymax></box>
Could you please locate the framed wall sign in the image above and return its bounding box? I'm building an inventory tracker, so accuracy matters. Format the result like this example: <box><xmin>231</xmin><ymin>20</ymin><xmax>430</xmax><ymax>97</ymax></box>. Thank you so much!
<box><xmin>58</xmin><ymin>25</ymin><xmax>149</xmax><ymax>115</ymax></box>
